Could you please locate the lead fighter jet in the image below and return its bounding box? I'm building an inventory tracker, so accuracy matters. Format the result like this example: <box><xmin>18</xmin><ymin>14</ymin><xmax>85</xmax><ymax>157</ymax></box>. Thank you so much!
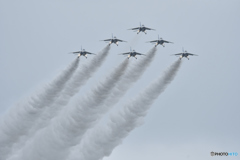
<box><xmin>128</xmin><ymin>23</ymin><xmax>155</xmax><ymax>34</ymax></box>
<box><xmin>70</xmin><ymin>47</ymin><xmax>96</xmax><ymax>58</ymax></box>
<box><xmin>147</xmin><ymin>35</ymin><xmax>173</xmax><ymax>47</ymax></box>
<box><xmin>101</xmin><ymin>34</ymin><xmax>127</xmax><ymax>46</ymax></box>
<box><xmin>172</xmin><ymin>48</ymin><xmax>198</xmax><ymax>60</ymax></box>
<box><xmin>119</xmin><ymin>48</ymin><xmax>145</xmax><ymax>59</ymax></box>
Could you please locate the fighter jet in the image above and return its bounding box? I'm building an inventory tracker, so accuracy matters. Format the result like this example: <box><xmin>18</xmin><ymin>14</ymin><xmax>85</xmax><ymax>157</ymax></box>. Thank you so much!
<box><xmin>119</xmin><ymin>48</ymin><xmax>145</xmax><ymax>59</ymax></box>
<box><xmin>70</xmin><ymin>47</ymin><xmax>96</xmax><ymax>58</ymax></box>
<box><xmin>101</xmin><ymin>34</ymin><xmax>127</xmax><ymax>46</ymax></box>
<box><xmin>128</xmin><ymin>23</ymin><xmax>155</xmax><ymax>34</ymax></box>
<box><xmin>147</xmin><ymin>35</ymin><xmax>173</xmax><ymax>47</ymax></box>
<box><xmin>173</xmin><ymin>48</ymin><xmax>198</xmax><ymax>60</ymax></box>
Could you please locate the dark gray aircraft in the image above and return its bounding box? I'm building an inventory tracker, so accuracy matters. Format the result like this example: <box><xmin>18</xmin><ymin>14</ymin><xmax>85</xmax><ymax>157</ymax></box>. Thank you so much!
<box><xmin>119</xmin><ymin>48</ymin><xmax>145</xmax><ymax>59</ymax></box>
<box><xmin>147</xmin><ymin>35</ymin><xmax>173</xmax><ymax>47</ymax></box>
<box><xmin>101</xmin><ymin>34</ymin><xmax>127</xmax><ymax>46</ymax></box>
<box><xmin>128</xmin><ymin>23</ymin><xmax>155</xmax><ymax>34</ymax></box>
<box><xmin>173</xmin><ymin>48</ymin><xmax>198</xmax><ymax>60</ymax></box>
<box><xmin>70</xmin><ymin>47</ymin><xmax>96</xmax><ymax>58</ymax></box>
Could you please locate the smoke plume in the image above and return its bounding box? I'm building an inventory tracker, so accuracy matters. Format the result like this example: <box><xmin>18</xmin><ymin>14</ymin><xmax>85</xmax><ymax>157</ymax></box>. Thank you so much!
<box><xmin>62</xmin><ymin>45</ymin><xmax>111</xmax><ymax>97</ymax></box>
<box><xmin>67</xmin><ymin>47</ymin><xmax>158</xmax><ymax>160</ymax></box>
<box><xmin>12</xmin><ymin>59</ymin><xmax>129</xmax><ymax>160</ymax></box>
<box><xmin>103</xmin><ymin>47</ymin><xmax>157</xmax><ymax>109</ymax></box>
<box><xmin>0</xmin><ymin>58</ymin><xmax>79</xmax><ymax>160</ymax></box>
<box><xmin>68</xmin><ymin>60</ymin><xmax>182</xmax><ymax>160</ymax></box>
<box><xmin>5</xmin><ymin>45</ymin><xmax>111</xmax><ymax>160</ymax></box>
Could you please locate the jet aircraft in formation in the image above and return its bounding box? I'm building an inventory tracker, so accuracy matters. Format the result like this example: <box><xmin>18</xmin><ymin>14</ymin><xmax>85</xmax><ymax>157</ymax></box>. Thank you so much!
<box><xmin>128</xmin><ymin>23</ymin><xmax>155</xmax><ymax>34</ymax></box>
<box><xmin>172</xmin><ymin>48</ymin><xmax>198</xmax><ymax>60</ymax></box>
<box><xmin>101</xmin><ymin>34</ymin><xmax>127</xmax><ymax>46</ymax></box>
<box><xmin>147</xmin><ymin>35</ymin><xmax>173</xmax><ymax>47</ymax></box>
<box><xmin>70</xmin><ymin>47</ymin><xmax>95</xmax><ymax>58</ymax></box>
<box><xmin>70</xmin><ymin>23</ymin><xmax>198</xmax><ymax>60</ymax></box>
<box><xmin>119</xmin><ymin>48</ymin><xmax>145</xmax><ymax>59</ymax></box>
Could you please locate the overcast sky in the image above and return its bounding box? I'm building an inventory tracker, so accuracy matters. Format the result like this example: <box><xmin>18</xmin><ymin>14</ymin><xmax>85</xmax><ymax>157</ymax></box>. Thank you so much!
<box><xmin>1</xmin><ymin>0</ymin><xmax>240</xmax><ymax>160</ymax></box>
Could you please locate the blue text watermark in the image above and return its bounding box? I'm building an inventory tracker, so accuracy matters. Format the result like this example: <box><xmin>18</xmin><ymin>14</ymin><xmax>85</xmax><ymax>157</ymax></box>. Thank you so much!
<box><xmin>211</xmin><ymin>151</ymin><xmax>238</xmax><ymax>156</ymax></box>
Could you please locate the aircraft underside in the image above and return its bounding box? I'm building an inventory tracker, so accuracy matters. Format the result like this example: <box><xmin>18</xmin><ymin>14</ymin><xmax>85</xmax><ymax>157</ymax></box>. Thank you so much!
<box><xmin>179</xmin><ymin>55</ymin><xmax>189</xmax><ymax>60</ymax></box>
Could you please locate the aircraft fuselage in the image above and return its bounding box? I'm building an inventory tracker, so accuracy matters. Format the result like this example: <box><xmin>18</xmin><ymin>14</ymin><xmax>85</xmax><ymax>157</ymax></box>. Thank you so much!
<box><xmin>137</xmin><ymin>27</ymin><xmax>147</xmax><ymax>34</ymax></box>
<box><xmin>78</xmin><ymin>52</ymin><xmax>88</xmax><ymax>58</ymax></box>
<box><xmin>109</xmin><ymin>39</ymin><xmax>119</xmax><ymax>46</ymax></box>
<box><xmin>179</xmin><ymin>53</ymin><xmax>190</xmax><ymax>60</ymax></box>
<box><xmin>128</xmin><ymin>52</ymin><xmax>138</xmax><ymax>59</ymax></box>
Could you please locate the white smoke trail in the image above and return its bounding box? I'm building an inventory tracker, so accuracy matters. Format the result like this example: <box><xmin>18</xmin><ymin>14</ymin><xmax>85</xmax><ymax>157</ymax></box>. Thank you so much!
<box><xmin>11</xmin><ymin>59</ymin><xmax>129</xmax><ymax>160</ymax></box>
<box><xmin>103</xmin><ymin>47</ymin><xmax>157</xmax><ymax>109</ymax></box>
<box><xmin>0</xmin><ymin>58</ymin><xmax>80</xmax><ymax>160</ymax></box>
<box><xmin>61</xmin><ymin>45</ymin><xmax>111</xmax><ymax>97</ymax></box>
<box><xmin>68</xmin><ymin>60</ymin><xmax>182</xmax><ymax>160</ymax></box>
<box><xmin>66</xmin><ymin>47</ymin><xmax>158</xmax><ymax>160</ymax></box>
<box><xmin>5</xmin><ymin>45</ymin><xmax>111</xmax><ymax>160</ymax></box>
<box><xmin>31</xmin><ymin>46</ymin><xmax>111</xmax><ymax>129</ymax></box>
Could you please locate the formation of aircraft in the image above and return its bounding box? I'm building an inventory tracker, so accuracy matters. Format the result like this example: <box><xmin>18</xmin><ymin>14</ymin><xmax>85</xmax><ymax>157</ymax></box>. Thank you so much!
<box><xmin>172</xmin><ymin>48</ymin><xmax>198</xmax><ymax>60</ymax></box>
<box><xmin>128</xmin><ymin>23</ymin><xmax>155</xmax><ymax>34</ymax></box>
<box><xmin>101</xmin><ymin>34</ymin><xmax>127</xmax><ymax>46</ymax></box>
<box><xmin>146</xmin><ymin>35</ymin><xmax>173</xmax><ymax>47</ymax></box>
<box><xmin>70</xmin><ymin>47</ymin><xmax>96</xmax><ymax>58</ymax></box>
<box><xmin>119</xmin><ymin>48</ymin><xmax>145</xmax><ymax>59</ymax></box>
<box><xmin>70</xmin><ymin>23</ymin><xmax>198</xmax><ymax>60</ymax></box>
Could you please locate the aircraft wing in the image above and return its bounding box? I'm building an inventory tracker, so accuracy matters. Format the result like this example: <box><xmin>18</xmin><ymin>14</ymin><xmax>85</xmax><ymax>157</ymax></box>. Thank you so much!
<box><xmin>136</xmin><ymin>52</ymin><xmax>146</xmax><ymax>56</ymax></box>
<box><xmin>116</xmin><ymin>39</ymin><xmax>127</xmax><ymax>42</ymax></box>
<box><xmin>101</xmin><ymin>39</ymin><xmax>111</xmax><ymax>41</ymax></box>
<box><xmin>86</xmin><ymin>52</ymin><xmax>96</xmax><ymax>55</ymax></box>
<box><xmin>188</xmin><ymin>53</ymin><xmax>198</xmax><ymax>56</ymax></box>
<box><xmin>145</xmin><ymin>27</ymin><xmax>155</xmax><ymax>30</ymax></box>
<box><xmin>146</xmin><ymin>40</ymin><xmax>158</xmax><ymax>43</ymax></box>
<box><xmin>128</xmin><ymin>27</ymin><xmax>140</xmax><ymax>30</ymax></box>
<box><xmin>119</xmin><ymin>52</ymin><xmax>130</xmax><ymax>55</ymax></box>
<box><xmin>163</xmin><ymin>40</ymin><xmax>173</xmax><ymax>43</ymax></box>
<box><xmin>173</xmin><ymin>53</ymin><xmax>183</xmax><ymax>56</ymax></box>
<box><xmin>70</xmin><ymin>51</ymin><xmax>81</xmax><ymax>54</ymax></box>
